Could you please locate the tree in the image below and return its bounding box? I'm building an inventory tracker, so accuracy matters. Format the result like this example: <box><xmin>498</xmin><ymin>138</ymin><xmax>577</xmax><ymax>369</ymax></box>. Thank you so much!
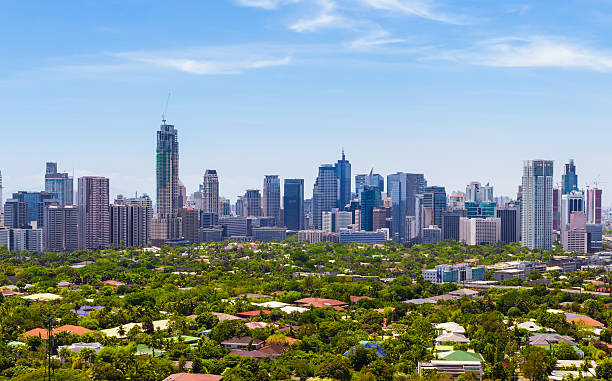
<box><xmin>195</xmin><ymin>312</ymin><xmax>219</xmax><ymax>329</ymax></box>
<box><xmin>350</xmin><ymin>345</ymin><xmax>377</xmax><ymax>371</ymax></box>
<box><xmin>315</xmin><ymin>356</ymin><xmax>351</xmax><ymax>381</ymax></box>
<box><xmin>595</xmin><ymin>358</ymin><xmax>612</xmax><ymax>380</ymax></box>
<box><xmin>553</xmin><ymin>342</ymin><xmax>579</xmax><ymax>360</ymax></box>
<box><xmin>367</xmin><ymin>358</ymin><xmax>393</xmax><ymax>381</ymax></box>
<box><xmin>522</xmin><ymin>347</ymin><xmax>555</xmax><ymax>381</ymax></box>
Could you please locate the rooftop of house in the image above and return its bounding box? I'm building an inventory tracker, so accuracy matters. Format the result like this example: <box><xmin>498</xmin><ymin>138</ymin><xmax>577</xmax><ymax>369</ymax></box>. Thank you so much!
<box><xmin>163</xmin><ymin>374</ymin><xmax>223</xmax><ymax>381</ymax></box>
<box><xmin>221</xmin><ymin>336</ymin><xmax>264</xmax><ymax>346</ymax></box>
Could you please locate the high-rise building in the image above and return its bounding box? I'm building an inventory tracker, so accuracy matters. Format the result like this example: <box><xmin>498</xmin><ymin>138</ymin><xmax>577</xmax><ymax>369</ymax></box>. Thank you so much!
<box><xmin>423</xmin><ymin>186</ymin><xmax>447</xmax><ymax>227</ymax></box>
<box><xmin>355</xmin><ymin>171</ymin><xmax>384</xmax><ymax>200</ymax></box>
<box><xmin>178</xmin><ymin>181</ymin><xmax>187</xmax><ymax>209</ymax></box>
<box><xmin>178</xmin><ymin>208</ymin><xmax>200</xmax><ymax>244</ymax></box>
<box><xmin>313</xmin><ymin>165</ymin><xmax>338</xmax><ymax>229</ymax></box>
<box><xmin>372</xmin><ymin>206</ymin><xmax>392</xmax><ymax>231</ymax></box>
<box><xmin>110</xmin><ymin>196</ymin><xmax>151</xmax><ymax>248</ymax></box>
<box><xmin>553</xmin><ymin>188</ymin><xmax>561</xmax><ymax>231</ymax></box>
<box><xmin>0</xmin><ymin>170</ymin><xmax>3</xmax><ymax>219</ymax></box>
<box><xmin>448</xmin><ymin>192</ymin><xmax>465</xmax><ymax>210</ymax></box>
<box><xmin>521</xmin><ymin>160</ymin><xmax>554</xmax><ymax>250</ymax></box>
<box><xmin>387</xmin><ymin>172</ymin><xmax>425</xmax><ymax>243</ymax></box>
<box><xmin>360</xmin><ymin>186</ymin><xmax>382</xmax><ymax>231</ymax></box>
<box><xmin>441</xmin><ymin>210</ymin><xmax>466</xmax><ymax>241</ymax></box>
<box><xmin>263</xmin><ymin>175</ymin><xmax>281</xmax><ymax>225</ymax></box>
<box><xmin>220</xmin><ymin>197</ymin><xmax>231</xmax><ymax>216</ymax></box>
<box><xmin>11</xmin><ymin>191</ymin><xmax>58</xmax><ymax>228</ymax></box>
<box><xmin>497</xmin><ymin>205</ymin><xmax>520</xmax><ymax>243</ymax></box>
<box><xmin>283</xmin><ymin>179</ymin><xmax>304</xmax><ymax>231</ymax></box>
<box><xmin>3</xmin><ymin>199</ymin><xmax>28</xmax><ymax>229</ymax></box>
<box><xmin>586</xmin><ymin>188</ymin><xmax>602</xmax><ymax>224</ymax></box>
<box><xmin>77</xmin><ymin>176</ymin><xmax>110</xmax><ymax>250</ymax></box>
<box><xmin>560</xmin><ymin>190</ymin><xmax>584</xmax><ymax>233</ymax></box>
<box><xmin>460</xmin><ymin>217</ymin><xmax>501</xmax><ymax>245</ymax></box>
<box><xmin>153</xmin><ymin>119</ymin><xmax>181</xmax><ymax>242</ymax></box>
<box><xmin>562</xmin><ymin>159</ymin><xmax>578</xmax><ymax>194</ymax></box>
<box><xmin>43</xmin><ymin>205</ymin><xmax>78</xmax><ymax>252</ymax></box>
<box><xmin>5</xmin><ymin>228</ymin><xmax>43</xmax><ymax>252</ymax></box>
<box><xmin>422</xmin><ymin>225</ymin><xmax>442</xmax><ymax>244</ymax></box>
<box><xmin>45</xmin><ymin>162</ymin><xmax>73</xmax><ymax>206</ymax></box>
<box><xmin>243</xmin><ymin>189</ymin><xmax>262</xmax><ymax>217</ymax></box>
<box><xmin>335</xmin><ymin>150</ymin><xmax>351</xmax><ymax>210</ymax></box>
<box><xmin>562</xmin><ymin>211</ymin><xmax>587</xmax><ymax>253</ymax></box>
<box><xmin>465</xmin><ymin>182</ymin><xmax>494</xmax><ymax>203</ymax></box>
<box><xmin>322</xmin><ymin>208</ymin><xmax>352</xmax><ymax>233</ymax></box>
<box><xmin>202</xmin><ymin>170</ymin><xmax>220</xmax><ymax>215</ymax></box>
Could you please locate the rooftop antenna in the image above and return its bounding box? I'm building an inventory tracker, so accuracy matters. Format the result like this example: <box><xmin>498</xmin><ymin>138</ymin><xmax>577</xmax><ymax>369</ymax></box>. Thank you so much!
<box><xmin>162</xmin><ymin>92</ymin><xmax>171</xmax><ymax>123</ymax></box>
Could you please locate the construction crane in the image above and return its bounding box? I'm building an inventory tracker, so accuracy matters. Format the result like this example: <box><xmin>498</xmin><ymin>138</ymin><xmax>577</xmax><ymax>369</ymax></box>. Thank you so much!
<box><xmin>161</xmin><ymin>92</ymin><xmax>171</xmax><ymax>123</ymax></box>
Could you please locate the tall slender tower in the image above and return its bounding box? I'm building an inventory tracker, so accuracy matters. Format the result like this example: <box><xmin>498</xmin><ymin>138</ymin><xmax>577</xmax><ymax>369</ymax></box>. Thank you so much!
<box><xmin>521</xmin><ymin>160</ymin><xmax>553</xmax><ymax>250</ymax></box>
<box><xmin>562</xmin><ymin>159</ymin><xmax>578</xmax><ymax>194</ymax></box>
<box><xmin>0</xmin><ymin>170</ymin><xmax>3</xmax><ymax>217</ymax></box>
<box><xmin>313</xmin><ymin>165</ymin><xmax>338</xmax><ymax>229</ymax></box>
<box><xmin>335</xmin><ymin>150</ymin><xmax>351</xmax><ymax>210</ymax></box>
<box><xmin>202</xmin><ymin>170</ymin><xmax>220</xmax><ymax>215</ymax></box>
<box><xmin>153</xmin><ymin>118</ymin><xmax>181</xmax><ymax>243</ymax></box>
<box><xmin>283</xmin><ymin>179</ymin><xmax>304</xmax><ymax>230</ymax></box>
<box><xmin>77</xmin><ymin>176</ymin><xmax>110</xmax><ymax>250</ymax></box>
<box><xmin>45</xmin><ymin>162</ymin><xmax>74</xmax><ymax>206</ymax></box>
<box><xmin>263</xmin><ymin>175</ymin><xmax>281</xmax><ymax>225</ymax></box>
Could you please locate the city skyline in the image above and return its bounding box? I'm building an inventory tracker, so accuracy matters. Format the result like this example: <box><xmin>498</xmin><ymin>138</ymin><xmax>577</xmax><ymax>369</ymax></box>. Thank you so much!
<box><xmin>3</xmin><ymin>1</ymin><xmax>612</xmax><ymax>205</ymax></box>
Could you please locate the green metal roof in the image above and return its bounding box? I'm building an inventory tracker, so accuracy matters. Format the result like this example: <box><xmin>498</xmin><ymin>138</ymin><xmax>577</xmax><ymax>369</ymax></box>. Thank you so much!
<box><xmin>438</xmin><ymin>350</ymin><xmax>484</xmax><ymax>362</ymax></box>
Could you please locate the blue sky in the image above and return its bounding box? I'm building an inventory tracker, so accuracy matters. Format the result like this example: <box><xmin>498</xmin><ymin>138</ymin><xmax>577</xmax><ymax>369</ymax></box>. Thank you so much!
<box><xmin>2</xmin><ymin>0</ymin><xmax>612</xmax><ymax>205</ymax></box>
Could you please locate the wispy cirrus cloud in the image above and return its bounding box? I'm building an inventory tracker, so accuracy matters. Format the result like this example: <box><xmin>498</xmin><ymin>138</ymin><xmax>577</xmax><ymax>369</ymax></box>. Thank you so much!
<box><xmin>289</xmin><ymin>0</ymin><xmax>341</xmax><ymax>32</ymax></box>
<box><xmin>359</xmin><ymin>0</ymin><xmax>465</xmax><ymax>24</ymax></box>
<box><xmin>234</xmin><ymin>0</ymin><xmax>300</xmax><ymax>10</ymax></box>
<box><xmin>117</xmin><ymin>53</ymin><xmax>292</xmax><ymax>75</ymax></box>
<box><xmin>434</xmin><ymin>36</ymin><xmax>612</xmax><ymax>71</ymax></box>
<box><xmin>349</xmin><ymin>28</ymin><xmax>408</xmax><ymax>49</ymax></box>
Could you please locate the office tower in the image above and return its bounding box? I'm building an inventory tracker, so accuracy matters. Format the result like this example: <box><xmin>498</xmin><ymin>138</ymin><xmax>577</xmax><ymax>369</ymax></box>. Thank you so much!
<box><xmin>77</xmin><ymin>176</ymin><xmax>110</xmax><ymax>250</ymax></box>
<box><xmin>562</xmin><ymin>159</ymin><xmax>578</xmax><ymax>194</ymax></box>
<box><xmin>562</xmin><ymin>211</ymin><xmax>587</xmax><ymax>253</ymax></box>
<box><xmin>235</xmin><ymin>196</ymin><xmax>244</xmax><ymax>217</ymax></box>
<box><xmin>355</xmin><ymin>171</ymin><xmax>384</xmax><ymax>200</ymax></box>
<box><xmin>8</xmin><ymin>228</ymin><xmax>43</xmax><ymax>252</ymax></box>
<box><xmin>283</xmin><ymin>179</ymin><xmax>304</xmax><ymax>230</ymax></box>
<box><xmin>126</xmin><ymin>193</ymin><xmax>153</xmax><ymax>243</ymax></box>
<box><xmin>586</xmin><ymin>188</ymin><xmax>602</xmax><ymax>224</ymax></box>
<box><xmin>313</xmin><ymin>165</ymin><xmax>338</xmax><ymax>229</ymax></box>
<box><xmin>448</xmin><ymin>192</ymin><xmax>465</xmax><ymax>210</ymax></box>
<box><xmin>465</xmin><ymin>182</ymin><xmax>493</xmax><ymax>203</ymax></box>
<box><xmin>304</xmin><ymin>198</ymin><xmax>313</xmax><ymax>229</ymax></box>
<box><xmin>496</xmin><ymin>205</ymin><xmax>520</xmax><ymax>243</ymax></box>
<box><xmin>243</xmin><ymin>189</ymin><xmax>262</xmax><ymax>217</ymax></box>
<box><xmin>372</xmin><ymin>206</ymin><xmax>392</xmax><ymax>231</ymax></box>
<box><xmin>460</xmin><ymin>217</ymin><xmax>501</xmax><ymax>245</ymax></box>
<box><xmin>586</xmin><ymin>223</ymin><xmax>603</xmax><ymax>252</ymax></box>
<box><xmin>178</xmin><ymin>208</ymin><xmax>200</xmax><ymax>244</ymax></box>
<box><xmin>560</xmin><ymin>190</ymin><xmax>584</xmax><ymax>232</ymax></box>
<box><xmin>322</xmin><ymin>208</ymin><xmax>352</xmax><ymax>233</ymax></box>
<box><xmin>422</xmin><ymin>226</ymin><xmax>442</xmax><ymax>244</ymax></box>
<box><xmin>202</xmin><ymin>170</ymin><xmax>220</xmax><ymax>215</ymax></box>
<box><xmin>387</xmin><ymin>172</ymin><xmax>425</xmax><ymax>243</ymax></box>
<box><xmin>521</xmin><ymin>160</ymin><xmax>554</xmax><ymax>250</ymax></box>
<box><xmin>200</xmin><ymin>211</ymin><xmax>219</xmax><ymax>228</ymax></box>
<box><xmin>43</xmin><ymin>205</ymin><xmax>78</xmax><ymax>252</ymax></box>
<box><xmin>3</xmin><ymin>199</ymin><xmax>28</xmax><ymax>229</ymax></box>
<box><xmin>178</xmin><ymin>181</ymin><xmax>187</xmax><ymax>209</ymax></box>
<box><xmin>553</xmin><ymin>188</ymin><xmax>561</xmax><ymax>231</ymax></box>
<box><xmin>220</xmin><ymin>197</ymin><xmax>231</xmax><ymax>216</ymax></box>
<box><xmin>335</xmin><ymin>150</ymin><xmax>351</xmax><ymax>210</ymax></box>
<box><xmin>11</xmin><ymin>191</ymin><xmax>58</xmax><ymax>228</ymax></box>
<box><xmin>263</xmin><ymin>175</ymin><xmax>281</xmax><ymax>225</ymax></box>
<box><xmin>423</xmin><ymin>186</ymin><xmax>446</xmax><ymax>227</ymax></box>
<box><xmin>45</xmin><ymin>162</ymin><xmax>73</xmax><ymax>206</ymax></box>
<box><xmin>441</xmin><ymin>210</ymin><xmax>466</xmax><ymax>241</ymax></box>
<box><xmin>153</xmin><ymin>118</ymin><xmax>181</xmax><ymax>242</ymax></box>
<box><xmin>360</xmin><ymin>186</ymin><xmax>382</xmax><ymax>231</ymax></box>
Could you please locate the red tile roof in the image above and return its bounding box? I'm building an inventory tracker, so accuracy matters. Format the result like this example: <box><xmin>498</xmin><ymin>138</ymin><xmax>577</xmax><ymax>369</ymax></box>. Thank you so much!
<box><xmin>101</xmin><ymin>280</ymin><xmax>126</xmax><ymax>286</ymax></box>
<box><xmin>23</xmin><ymin>325</ymin><xmax>93</xmax><ymax>339</ymax></box>
<box><xmin>567</xmin><ymin>316</ymin><xmax>605</xmax><ymax>328</ymax></box>
<box><xmin>295</xmin><ymin>297</ymin><xmax>347</xmax><ymax>308</ymax></box>
<box><xmin>163</xmin><ymin>374</ymin><xmax>223</xmax><ymax>381</ymax></box>
<box><xmin>235</xmin><ymin>310</ymin><xmax>271</xmax><ymax>318</ymax></box>
<box><xmin>350</xmin><ymin>296</ymin><xmax>373</xmax><ymax>303</ymax></box>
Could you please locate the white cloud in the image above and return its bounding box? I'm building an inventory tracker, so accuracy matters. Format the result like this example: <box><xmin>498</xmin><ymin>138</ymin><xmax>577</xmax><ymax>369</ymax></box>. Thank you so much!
<box><xmin>349</xmin><ymin>29</ymin><xmax>407</xmax><ymax>49</ymax></box>
<box><xmin>289</xmin><ymin>0</ymin><xmax>341</xmax><ymax>32</ymax></box>
<box><xmin>360</xmin><ymin>0</ymin><xmax>462</xmax><ymax>24</ymax></box>
<box><xmin>118</xmin><ymin>54</ymin><xmax>292</xmax><ymax>75</ymax></box>
<box><xmin>436</xmin><ymin>36</ymin><xmax>612</xmax><ymax>71</ymax></box>
<box><xmin>234</xmin><ymin>0</ymin><xmax>300</xmax><ymax>10</ymax></box>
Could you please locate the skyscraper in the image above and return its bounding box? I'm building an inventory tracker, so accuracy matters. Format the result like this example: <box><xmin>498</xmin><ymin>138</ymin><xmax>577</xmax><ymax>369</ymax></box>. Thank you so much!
<box><xmin>263</xmin><ymin>175</ymin><xmax>281</xmax><ymax>225</ymax></box>
<box><xmin>586</xmin><ymin>188</ymin><xmax>602</xmax><ymax>224</ymax></box>
<box><xmin>423</xmin><ymin>186</ymin><xmax>447</xmax><ymax>227</ymax></box>
<box><xmin>77</xmin><ymin>176</ymin><xmax>110</xmax><ymax>250</ymax></box>
<box><xmin>387</xmin><ymin>172</ymin><xmax>425</xmax><ymax>243</ymax></box>
<box><xmin>562</xmin><ymin>159</ymin><xmax>578</xmax><ymax>194</ymax></box>
<box><xmin>110</xmin><ymin>195</ymin><xmax>151</xmax><ymax>247</ymax></box>
<box><xmin>335</xmin><ymin>150</ymin><xmax>351</xmax><ymax>210</ymax></box>
<box><xmin>243</xmin><ymin>189</ymin><xmax>262</xmax><ymax>217</ymax></box>
<box><xmin>313</xmin><ymin>165</ymin><xmax>338</xmax><ymax>229</ymax></box>
<box><xmin>45</xmin><ymin>162</ymin><xmax>73</xmax><ymax>206</ymax></box>
<box><xmin>43</xmin><ymin>205</ymin><xmax>78</xmax><ymax>252</ymax></box>
<box><xmin>202</xmin><ymin>170</ymin><xmax>220</xmax><ymax>215</ymax></box>
<box><xmin>283</xmin><ymin>179</ymin><xmax>304</xmax><ymax>231</ymax></box>
<box><xmin>153</xmin><ymin>119</ymin><xmax>181</xmax><ymax>243</ymax></box>
<box><xmin>521</xmin><ymin>160</ymin><xmax>554</xmax><ymax>250</ymax></box>
<box><xmin>3</xmin><ymin>199</ymin><xmax>28</xmax><ymax>229</ymax></box>
<box><xmin>0</xmin><ymin>170</ymin><xmax>3</xmax><ymax>220</ymax></box>
<box><xmin>561</xmin><ymin>190</ymin><xmax>584</xmax><ymax>233</ymax></box>
<box><xmin>497</xmin><ymin>205</ymin><xmax>520</xmax><ymax>243</ymax></box>
<box><xmin>355</xmin><ymin>171</ymin><xmax>384</xmax><ymax>200</ymax></box>
<box><xmin>360</xmin><ymin>186</ymin><xmax>382</xmax><ymax>231</ymax></box>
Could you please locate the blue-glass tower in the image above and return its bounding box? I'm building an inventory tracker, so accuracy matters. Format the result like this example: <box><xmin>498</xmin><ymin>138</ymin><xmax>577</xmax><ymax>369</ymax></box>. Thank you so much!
<box><xmin>562</xmin><ymin>159</ymin><xmax>578</xmax><ymax>194</ymax></box>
